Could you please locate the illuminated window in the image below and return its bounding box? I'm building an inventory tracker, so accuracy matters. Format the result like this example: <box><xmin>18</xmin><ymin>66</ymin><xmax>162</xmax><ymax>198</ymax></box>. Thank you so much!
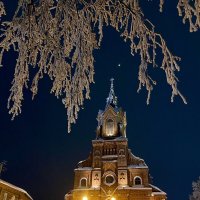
<box><xmin>134</xmin><ymin>176</ymin><xmax>142</xmax><ymax>185</ymax></box>
<box><xmin>106</xmin><ymin>119</ymin><xmax>114</xmax><ymax>136</ymax></box>
<box><xmin>80</xmin><ymin>178</ymin><xmax>87</xmax><ymax>187</ymax></box>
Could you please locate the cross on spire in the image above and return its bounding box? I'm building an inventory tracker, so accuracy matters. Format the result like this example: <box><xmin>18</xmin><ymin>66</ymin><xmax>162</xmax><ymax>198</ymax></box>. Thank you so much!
<box><xmin>106</xmin><ymin>78</ymin><xmax>118</xmax><ymax>107</ymax></box>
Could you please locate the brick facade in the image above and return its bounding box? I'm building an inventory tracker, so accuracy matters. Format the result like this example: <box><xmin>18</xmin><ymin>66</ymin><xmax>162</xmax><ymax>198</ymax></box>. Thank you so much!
<box><xmin>0</xmin><ymin>179</ymin><xmax>33</xmax><ymax>200</ymax></box>
<box><xmin>65</xmin><ymin>80</ymin><xmax>166</xmax><ymax>200</ymax></box>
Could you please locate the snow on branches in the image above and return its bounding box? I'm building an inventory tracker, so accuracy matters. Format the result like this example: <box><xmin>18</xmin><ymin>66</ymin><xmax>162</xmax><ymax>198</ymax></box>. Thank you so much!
<box><xmin>190</xmin><ymin>177</ymin><xmax>200</xmax><ymax>200</ymax></box>
<box><xmin>0</xmin><ymin>0</ymin><xmax>187</xmax><ymax>132</ymax></box>
<box><xmin>160</xmin><ymin>0</ymin><xmax>200</xmax><ymax>32</ymax></box>
<box><xmin>0</xmin><ymin>1</ymin><xmax>5</xmax><ymax>19</ymax></box>
<box><xmin>177</xmin><ymin>0</ymin><xmax>200</xmax><ymax>32</ymax></box>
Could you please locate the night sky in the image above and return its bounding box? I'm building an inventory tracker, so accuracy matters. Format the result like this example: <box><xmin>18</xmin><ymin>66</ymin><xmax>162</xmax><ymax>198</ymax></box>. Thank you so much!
<box><xmin>0</xmin><ymin>1</ymin><xmax>200</xmax><ymax>200</ymax></box>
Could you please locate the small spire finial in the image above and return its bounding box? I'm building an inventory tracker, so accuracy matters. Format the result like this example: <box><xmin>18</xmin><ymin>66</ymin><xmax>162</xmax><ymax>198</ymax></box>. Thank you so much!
<box><xmin>106</xmin><ymin>78</ymin><xmax>118</xmax><ymax>107</ymax></box>
<box><xmin>110</xmin><ymin>78</ymin><xmax>114</xmax><ymax>85</ymax></box>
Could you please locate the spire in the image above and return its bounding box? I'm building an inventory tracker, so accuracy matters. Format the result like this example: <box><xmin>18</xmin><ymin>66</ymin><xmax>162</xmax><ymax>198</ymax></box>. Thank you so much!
<box><xmin>106</xmin><ymin>78</ymin><xmax>118</xmax><ymax>107</ymax></box>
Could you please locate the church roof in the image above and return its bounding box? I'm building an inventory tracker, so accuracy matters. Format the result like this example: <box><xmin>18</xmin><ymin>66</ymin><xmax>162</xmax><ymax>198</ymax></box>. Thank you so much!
<box><xmin>150</xmin><ymin>184</ymin><xmax>167</xmax><ymax>195</ymax></box>
<box><xmin>0</xmin><ymin>179</ymin><xmax>33</xmax><ymax>200</ymax></box>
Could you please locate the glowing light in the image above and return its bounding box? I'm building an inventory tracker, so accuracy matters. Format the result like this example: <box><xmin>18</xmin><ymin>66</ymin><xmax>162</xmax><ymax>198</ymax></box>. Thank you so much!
<box><xmin>82</xmin><ymin>196</ymin><xmax>88</xmax><ymax>200</ymax></box>
<box><xmin>106</xmin><ymin>119</ymin><xmax>115</xmax><ymax>136</ymax></box>
<box><xmin>111</xmin><ymin>197</ymin><xmax>116</xmax><ymax>200</ymax></box>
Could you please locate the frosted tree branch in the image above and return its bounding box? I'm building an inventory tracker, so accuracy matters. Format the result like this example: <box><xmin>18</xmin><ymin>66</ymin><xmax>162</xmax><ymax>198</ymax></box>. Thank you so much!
<box><xmin>0</xmin><ymin>1</ymin><xmax>5</xmax><ymax>19</ymax></box>
<box><xmin>190</xmin><ymin>177</ymin><xmax>200</xmax><ymax>200</ymax></box>
<box><xmin>0</xmin><ymin>0</ymin><xmax>186</xmax><ymax>132</ymax></box>
<box><xmin>177</xmin><ymin>0</ymin><xmax>200</xmax><ymax>32</ymax></box>
<box><xmin>160</xmin><ymin>0</ymin><xmax>200</xmax><ymax>32</ymax></box>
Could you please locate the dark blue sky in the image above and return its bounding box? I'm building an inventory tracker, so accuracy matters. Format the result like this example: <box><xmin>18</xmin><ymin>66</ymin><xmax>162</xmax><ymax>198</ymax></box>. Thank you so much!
<box><xmin>0</xmin><ymin>1</ymin><xmax>200</xmax><ymax>200</ymax></box>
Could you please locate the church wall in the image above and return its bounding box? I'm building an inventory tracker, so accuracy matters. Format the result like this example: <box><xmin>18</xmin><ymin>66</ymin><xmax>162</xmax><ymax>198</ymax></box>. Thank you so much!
<box><xmin>74</xmin><ymin>170</ymin><xmax>92</xmax><ymax>189</ymax></box>
<box><xmin>0</xmin><ymin>182</ymin><xmax>32</xmax><ymax>200</ymax></box>
<box><xmin>73</xmin><ymin>189</ymin><xmax>100</xmax><ymax>200</ymax></box>
<box><xmin>128</xmin><ymin>168</ymin><xmax>149</xmax><ymax>186</ymax></box>
<box><xmin>116</xmin><ymin>189</ymin><xmax>153</xmax><ymax>200</ymax></box>
<box><xmin>72</xmin><ymin>188</ymin><xmax>165</xmax><ymax>200</ymax></box>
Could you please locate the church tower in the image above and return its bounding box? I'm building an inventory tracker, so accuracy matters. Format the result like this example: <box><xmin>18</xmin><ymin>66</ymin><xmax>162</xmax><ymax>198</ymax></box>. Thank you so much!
<box><xmin>65</xmin><ymin>79</ymin><xmax>166</xmax><ymax>200</ymax></box>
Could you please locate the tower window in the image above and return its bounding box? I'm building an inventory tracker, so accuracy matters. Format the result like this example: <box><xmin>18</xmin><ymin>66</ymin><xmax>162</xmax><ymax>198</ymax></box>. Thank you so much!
<box><xmin>80</xmin><ymin>178</ymin><xmax>87</xmax><ymax>187</ymax></box>
<box><xmin>106</xmin><ymin>119</ymin><xmax>115</xmax><ymax>136</ymax></box>
<box><xmin>134</xmin><ymin>176</ymin><xmax>142</xmax><ymax>185</ymax></box>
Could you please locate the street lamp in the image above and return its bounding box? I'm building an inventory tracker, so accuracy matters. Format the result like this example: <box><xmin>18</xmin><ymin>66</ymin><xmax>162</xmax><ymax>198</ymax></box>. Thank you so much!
<box><xmin>82</xmin><ymin>196</ymin><xmax>88</xmax><ymax>200</ymax></box>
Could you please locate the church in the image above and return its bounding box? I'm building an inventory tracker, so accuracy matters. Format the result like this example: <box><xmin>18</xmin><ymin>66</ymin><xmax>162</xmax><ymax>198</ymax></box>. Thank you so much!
<box><xmin>65</xmin><ymin>79</ymin><xmax>166</xmax><ymax>200</ymax></box>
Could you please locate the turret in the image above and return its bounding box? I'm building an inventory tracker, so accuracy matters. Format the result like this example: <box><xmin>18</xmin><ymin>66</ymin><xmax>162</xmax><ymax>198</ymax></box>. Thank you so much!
<box><xmin>96</xmin><ymin>79</ymin><xmax>127</xmax><ymax>139</ymax></box>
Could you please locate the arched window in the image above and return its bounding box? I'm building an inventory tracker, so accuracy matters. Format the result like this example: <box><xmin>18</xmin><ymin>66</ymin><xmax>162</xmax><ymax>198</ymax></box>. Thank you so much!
<box><xmin>80</xmin><ymin>178</ymin><xmax>87</xmax><ymax>187</ymax></box>
<box><xmin>106</xmin><ymin>119</ymin><xmax>114</xmax><ymax>136</ymax></box>
<box><xmin>134</xmin><ymin>176</ymin><xmax>142</xmax><ymax>185</ymax></box>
